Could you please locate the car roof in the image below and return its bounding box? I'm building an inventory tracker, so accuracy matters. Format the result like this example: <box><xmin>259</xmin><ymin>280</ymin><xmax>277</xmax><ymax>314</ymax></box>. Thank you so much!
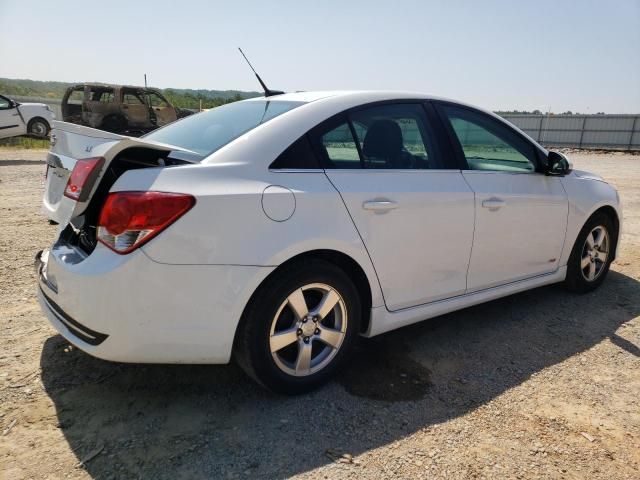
<box><xmin>203</xmin><ymin>90</ymin><xmax>546</xmax><ymax>165</ymax></box>
<box><xmin>243</xmin><ymin>90</ymin><xmax>438</xmax><ymax>104</ymax></box>
<box><xmin>67</xmin><ymin>83</ymin><xmax>161</xmax><ymax>91</ymax></box>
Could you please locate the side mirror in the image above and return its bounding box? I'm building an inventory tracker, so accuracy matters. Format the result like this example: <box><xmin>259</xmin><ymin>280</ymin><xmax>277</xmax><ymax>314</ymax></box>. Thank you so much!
<box><xmin>546</xmin><ymin>151</ymin><xmax>572</xmax><ymax>176</ymax></box>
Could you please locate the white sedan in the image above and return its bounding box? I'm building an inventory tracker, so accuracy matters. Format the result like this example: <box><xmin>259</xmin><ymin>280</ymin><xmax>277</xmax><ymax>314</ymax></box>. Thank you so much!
<box><xmin>0</xmin><ymin>94</ymin><xmax>55</xmax><ymax>138</ymax></box>
<box><xmin>37</xmin><ymin>91</ymin><xmax>621</xmax><ymax>393</ymax></box>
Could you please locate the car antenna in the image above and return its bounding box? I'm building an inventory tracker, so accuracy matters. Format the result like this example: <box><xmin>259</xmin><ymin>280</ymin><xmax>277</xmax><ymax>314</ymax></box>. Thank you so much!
<box><xmin>238</xmin><ymin>48</ymin><xmax>284</xmax><ymax>97</ymax></box>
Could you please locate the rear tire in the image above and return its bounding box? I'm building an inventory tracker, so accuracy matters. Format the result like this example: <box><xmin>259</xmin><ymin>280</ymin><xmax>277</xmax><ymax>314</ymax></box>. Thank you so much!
<box><xmin>564</xmin><ymin>212</ymin><xmax>616</xmax><ymax>293</ymax></box>
<box><xmin>234</xmin><ymin>259</ymin><xmax>361</xmax><ymax>394</ymax></box>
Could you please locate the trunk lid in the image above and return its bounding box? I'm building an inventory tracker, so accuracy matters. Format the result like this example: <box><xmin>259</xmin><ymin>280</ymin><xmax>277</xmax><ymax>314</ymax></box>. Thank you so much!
<box><xmin>43</xmin><ymin>120</ymin><xmax>197</xmax><ymax>228</ymax></box>
<box><xmin>44</xmin><ymin>121</ymin><xmax>123</xmax><ymax>225</ymax></box>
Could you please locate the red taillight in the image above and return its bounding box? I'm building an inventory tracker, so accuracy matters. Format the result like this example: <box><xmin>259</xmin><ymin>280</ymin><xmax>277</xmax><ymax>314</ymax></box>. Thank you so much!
<box><xmin>97</xmin><ymin>191</ymin><xmax>195</xmax><ymax>254</ymax></box>
<box><xmin>64</xmin><ymin>157</ymin><xmax>105</xmax><ymax>201</ymax></box>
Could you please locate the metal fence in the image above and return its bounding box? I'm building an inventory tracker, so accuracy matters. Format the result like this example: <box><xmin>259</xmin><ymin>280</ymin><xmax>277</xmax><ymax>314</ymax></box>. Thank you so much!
<box><xmin>501</xmin><ymin>114</ymin><xmax>640</xmax><ymax>151</ymax></box>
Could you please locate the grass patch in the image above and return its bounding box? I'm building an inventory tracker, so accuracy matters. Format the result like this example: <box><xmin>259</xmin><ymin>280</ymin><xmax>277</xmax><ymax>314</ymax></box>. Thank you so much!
<box><xmin>0</xmin><ymin>136</ymin><xmax>50</xmax><ymax>149</ymax></box>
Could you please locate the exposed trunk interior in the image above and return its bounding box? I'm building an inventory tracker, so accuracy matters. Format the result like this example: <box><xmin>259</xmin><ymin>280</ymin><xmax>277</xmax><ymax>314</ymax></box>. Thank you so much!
<box><xmin>61</xmin><ymin>147</ymin><xmax>192</xmax><ymax>255</ymax></box>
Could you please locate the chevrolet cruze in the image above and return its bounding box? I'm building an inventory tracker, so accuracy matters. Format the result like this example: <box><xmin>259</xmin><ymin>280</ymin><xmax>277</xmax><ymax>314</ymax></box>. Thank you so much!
<box><xmin>37</xmin><ymin>91</ymin><xmax>621</xmax><ymax>393</ymax></box>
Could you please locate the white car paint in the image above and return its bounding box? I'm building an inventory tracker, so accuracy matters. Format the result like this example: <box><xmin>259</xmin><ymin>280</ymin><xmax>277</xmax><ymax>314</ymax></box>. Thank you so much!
<box><xmin>37</xmin><ymin>90</ymin><xmax>622</xmax><ymax>366</ymax></box>
<box><xmin>0</xmin><ymin>95</ymin><xmax>55</xmax><ymax>139</ymax></box>
<box><xmin>325</xmin><ymin>169</ymin><xmax>475</xmax><ymax>310</ymax></box>
<box><xmin>461</xmin><ymin>170</ymin><xmax>568</xmax><ymax>291</ymax></box>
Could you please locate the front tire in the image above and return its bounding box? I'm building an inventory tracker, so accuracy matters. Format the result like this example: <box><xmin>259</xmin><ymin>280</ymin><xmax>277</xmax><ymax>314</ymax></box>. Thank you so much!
<box><xmin>564</xmin><ymin>212</ymin><xmax>616</xmax><ymax>293</ymax></box>
<box><xmin>27</xmin><ymin>117</ymin><xmax>50</xmax><ymax>138</ymax></box>
<box><xmin>234</xmin><ymin>259</ymin><xmax>361</xmax><ymax>394</ymax></box>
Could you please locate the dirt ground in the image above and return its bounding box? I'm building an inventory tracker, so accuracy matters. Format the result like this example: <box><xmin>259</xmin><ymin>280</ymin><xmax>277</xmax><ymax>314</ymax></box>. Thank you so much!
<box><xmin>0</xmin><ymin>148</ymin><xmax>638</xmax><ymax>480</ymax></box>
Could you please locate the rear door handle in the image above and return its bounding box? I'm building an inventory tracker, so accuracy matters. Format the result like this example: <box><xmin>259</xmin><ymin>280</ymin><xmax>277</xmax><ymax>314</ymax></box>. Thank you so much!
<box><xmin>482</xmin><ymin>198</ymin><xmax>506</xmax><ymax>209</ymax></box>
<box><xmin>363</xmin><ymin>199</ymin><xmax>398</xmax><ymax>212</ymax></box>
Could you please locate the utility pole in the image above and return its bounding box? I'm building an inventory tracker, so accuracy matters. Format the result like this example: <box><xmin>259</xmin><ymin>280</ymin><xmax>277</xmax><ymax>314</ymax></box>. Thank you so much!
<box><xmin>144</xmin><ymin>74</ymin><xmax>148</xmax><ymax>88</ymax></box>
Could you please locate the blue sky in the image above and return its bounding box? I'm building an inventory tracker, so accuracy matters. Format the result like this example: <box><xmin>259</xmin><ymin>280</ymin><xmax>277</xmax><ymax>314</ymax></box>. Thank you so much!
<box><xmin>1</xmin><ymin>0</ymin><xmax>638</xmax><ymax>112</ymax></box>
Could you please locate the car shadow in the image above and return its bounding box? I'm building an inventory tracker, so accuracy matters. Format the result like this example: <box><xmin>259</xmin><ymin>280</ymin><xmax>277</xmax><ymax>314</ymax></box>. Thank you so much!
<box><xmin>40</xmin><ymin>270</ymin><xmax>640</xmax><ymax>479</ymax></box>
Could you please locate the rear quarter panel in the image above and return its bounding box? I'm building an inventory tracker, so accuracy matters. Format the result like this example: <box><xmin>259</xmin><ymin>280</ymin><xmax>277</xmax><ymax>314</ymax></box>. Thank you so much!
<box><xmin>112</xmin><ymin>163</ymin><xmax>386</xmax><ymax>308</ymax></box>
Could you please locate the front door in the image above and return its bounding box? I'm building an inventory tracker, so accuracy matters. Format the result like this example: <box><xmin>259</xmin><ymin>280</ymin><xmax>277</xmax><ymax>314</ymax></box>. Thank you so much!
<box><xmin>146</xmin><ymin>91</ymin><xmax>177</xmax><ymax>126</ymax></box>
<box><xmin>121</xmin><ymin>88</ymin><xmax>151</xmax><ymax>128</ymax></box>
<box><xmin>437</xmin><ymin>103</ymin><xmax>568</xmax><ymax>292</ymax></box>
<box><xmin>0</xmin><ymin>95</ymin><xmax>25</xmax><ymax>139</ymax></box>
<box><xmin>315</xmin><ymin>103</ymin><xmax>475</xmax><ymax>311</ymax></box>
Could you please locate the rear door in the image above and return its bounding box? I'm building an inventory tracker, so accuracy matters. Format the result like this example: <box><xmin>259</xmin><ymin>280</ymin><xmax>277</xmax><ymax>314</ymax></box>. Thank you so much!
<box><xmin>435</xmin><ymin>102</ymin><xmax>568</xmax><ymax>291</ymax></box>
<box><xmin>146</xmin><ymin>91</ymin><xmax>177</xmax><ymax>126</ymax></box>
<box><xmin>317</xmin><ymin>102</ymin><xmax>475</xmax><ymax>311</ymax></box>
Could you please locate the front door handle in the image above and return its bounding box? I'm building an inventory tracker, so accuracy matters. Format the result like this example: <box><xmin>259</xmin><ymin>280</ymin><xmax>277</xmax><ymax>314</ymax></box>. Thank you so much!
<box><xmin>363</xmin><ymin>199</ymin><xmax>398</xmax><ymax>212</ymax></box>
<box><xmin>482</xmin><ymin>198</ymin><xmax>506</xmax><ymax>210</ymax></box>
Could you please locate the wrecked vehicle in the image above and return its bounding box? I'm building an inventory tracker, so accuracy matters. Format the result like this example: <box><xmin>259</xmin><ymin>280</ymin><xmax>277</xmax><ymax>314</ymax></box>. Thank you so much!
<box><xmin>61</xmin><ymin>83</ymin><xmax>191</xmax><ymax>135</ymax></box>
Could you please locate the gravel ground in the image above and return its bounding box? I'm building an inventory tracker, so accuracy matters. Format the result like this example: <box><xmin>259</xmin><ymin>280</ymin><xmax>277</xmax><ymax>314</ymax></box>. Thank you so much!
<box><xmin>0</xmin><ymin>148</ymin><xmax>638</xmax><ymax>480</ymax></box>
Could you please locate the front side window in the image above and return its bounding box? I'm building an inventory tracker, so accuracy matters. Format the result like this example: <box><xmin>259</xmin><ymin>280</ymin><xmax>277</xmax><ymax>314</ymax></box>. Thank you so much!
<box><xmin>441</xmin><ymin>105</ymin><xmax>536</xmax><ymax>173</ymax></box>
<box><xmin>147</xmin><ymin>92</ymin><xmax>170</xmax><ymax>107</ymax></box>
<box><xmin>144</xmin><ymin>100</ymin><xmax>304</xmax><ymax>158</ymax></box>
<box><xmin>0</xmin><ymin>95</ymin><xmax>11</xmax><ymax>109</ymax></box>
<box><xmin>67</xmin><ymin>87</ymin><xmax>84</xmax><ymax>104</ymax></box>
<box><xmin>123</xmin><ymin>91</ymin><xmax>145</xmax><ymax>105</ymax></box>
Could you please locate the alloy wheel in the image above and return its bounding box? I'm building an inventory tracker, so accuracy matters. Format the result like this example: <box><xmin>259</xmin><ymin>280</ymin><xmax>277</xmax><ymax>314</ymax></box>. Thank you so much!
<box><xmin>580</xmin><ymin>225</ymin><xmax>609</xmax><ymax>282</ymax></box>
<box><xmin>269</xmin><ymin>283</ymin><xmax>347</xmax><ymax>377</ymax></box>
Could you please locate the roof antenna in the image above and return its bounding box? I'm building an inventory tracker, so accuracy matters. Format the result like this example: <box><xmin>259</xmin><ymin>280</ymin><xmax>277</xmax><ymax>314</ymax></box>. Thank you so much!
<box><xmin>238</xmin><ymin>48</ymin><xmax>284</xmax><ymax>97</ymax></box>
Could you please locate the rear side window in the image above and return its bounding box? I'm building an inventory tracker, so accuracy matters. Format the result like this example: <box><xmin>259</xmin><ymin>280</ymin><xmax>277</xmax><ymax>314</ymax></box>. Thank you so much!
<box><xmin>67</xmin><ymin>87</ymin><xmax>84</xmax><ymax>104</ymax></box>
<box><xmin>321</xmin><ymin>123</ymin><xmax>361</xmax><ymax>168</ymax></box>
<box><xmin>88</xmin><ymin>86</ymin><xmax>115</xmax><ymax>103</ymax></box>
<box><xmin>349</xmin><ymin>104</ymin><xmax>440</xmax><ymax>169</ymax></box>
<box><xmin>305</xmin><ymin>103</ymin><xmax>443</xmax><ymax>170</ymax></box>
<box><xmin>270</xmin><ymin>135</ymin><xmax>320</xmax><ymax>169</ymax></box>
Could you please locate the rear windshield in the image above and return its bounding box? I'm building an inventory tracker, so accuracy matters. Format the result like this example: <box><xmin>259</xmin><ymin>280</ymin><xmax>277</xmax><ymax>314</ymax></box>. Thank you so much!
<box><xmin>143</xmin><ymin>100</ymin><xmax>304</xmax><ymax>157</ymax></box>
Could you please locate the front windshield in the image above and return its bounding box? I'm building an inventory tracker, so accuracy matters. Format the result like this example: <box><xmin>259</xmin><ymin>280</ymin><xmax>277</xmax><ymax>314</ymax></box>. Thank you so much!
<box><xmin>144</xmin><ymin>100</ymin><xmax>304</xmax><ymax>157</ymax></box>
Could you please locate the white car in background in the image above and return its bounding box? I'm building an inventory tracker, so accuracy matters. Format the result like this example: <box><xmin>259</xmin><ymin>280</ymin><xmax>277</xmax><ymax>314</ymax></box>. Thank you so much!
<box><xmin>0</xmin><ymin>94</ymin><xmax>55</xmax><ymax>139</ymax></box>
<box><xmin>37</xmin><ymin>91</ymin><xmax>621</xmax><ymax>394</ymax></box>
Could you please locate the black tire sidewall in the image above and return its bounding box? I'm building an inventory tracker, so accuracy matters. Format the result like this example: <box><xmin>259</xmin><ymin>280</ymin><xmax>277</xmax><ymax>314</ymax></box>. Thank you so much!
<box><xmin>240</xmin><ymin>260</ymin><xmax>361</xmax><ymax>394</ymax></box>
<box><xmin>28</xmin><ymin>118</ymin><xmax>49</xmax><ymax>137</ymax></box>
<box><xmin>566</xmin><ymin>212</ymin><xmax>616</xmax><ymax>292</ymax></box>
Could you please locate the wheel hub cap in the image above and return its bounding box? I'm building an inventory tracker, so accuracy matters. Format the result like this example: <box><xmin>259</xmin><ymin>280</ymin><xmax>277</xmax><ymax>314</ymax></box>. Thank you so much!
<box><xmin>300</xmin><ymin>318</ymin><xmax>316</xmax><ymax>337</ymax></box>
